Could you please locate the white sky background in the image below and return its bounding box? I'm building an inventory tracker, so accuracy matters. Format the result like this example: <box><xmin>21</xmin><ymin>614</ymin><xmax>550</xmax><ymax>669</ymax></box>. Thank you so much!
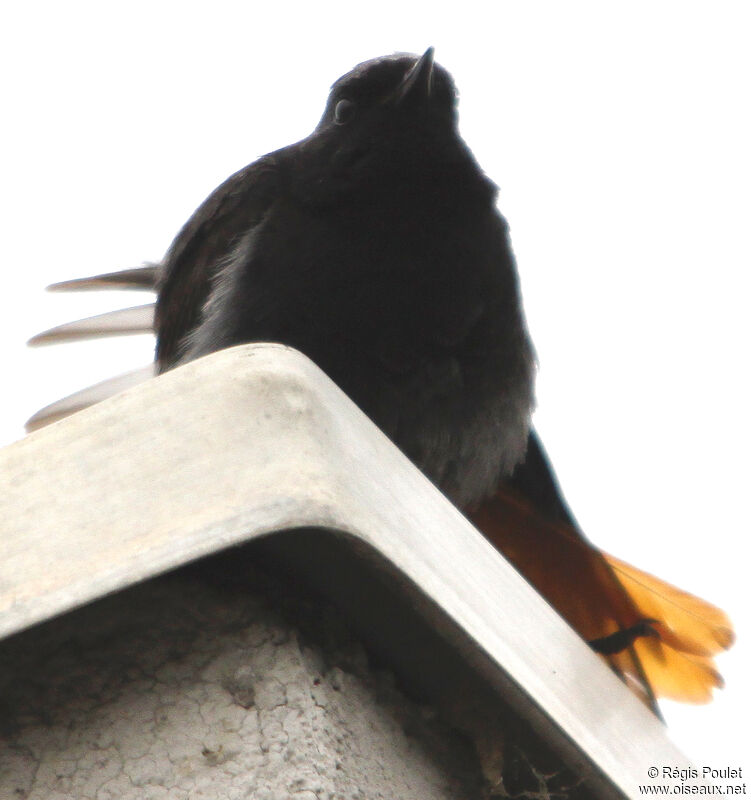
<box><xmin>1</xmin><ymin>0</ymin><xmax>749</xmax><ymax>775</ymax></box>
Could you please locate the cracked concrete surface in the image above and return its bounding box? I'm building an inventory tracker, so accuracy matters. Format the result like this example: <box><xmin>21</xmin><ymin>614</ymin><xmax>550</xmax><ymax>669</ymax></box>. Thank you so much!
<box><xmin>0</xmin><ymin>561</ymin><xmax>485</xmax><ymax>799</ymax></box>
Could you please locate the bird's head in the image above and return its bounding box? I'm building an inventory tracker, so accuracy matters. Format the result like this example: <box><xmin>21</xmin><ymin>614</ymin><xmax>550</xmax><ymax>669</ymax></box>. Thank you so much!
<box><xmin>319</xmin><ymin>48</ymin><xmax>456</xmax><ymax>134</ymax></box>
<box><xmin>288</xmin><ymin>49</ymin><xmax>480</xmax><ymax>202</ymax></box>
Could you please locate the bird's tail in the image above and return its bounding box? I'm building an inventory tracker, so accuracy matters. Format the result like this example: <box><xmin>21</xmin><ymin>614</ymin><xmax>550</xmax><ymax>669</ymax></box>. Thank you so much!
<box><xmin>26</xmin><ymin>267</ymin><xmax>735</xmax><ymax>711</ymax></box>
<box><xmin>470</xmin><ymin>486</ymin><xmax>734</xmax><ymax>708</ymax></box>
<box><xmin>604</xmin><ymin>553</ymin><xmax>733</xmax><ymax>703</ymax></box>
<box><xmin>25</xmin><ymin>266</ymin><xmax>159</xmax><ymax>431</ymax></box>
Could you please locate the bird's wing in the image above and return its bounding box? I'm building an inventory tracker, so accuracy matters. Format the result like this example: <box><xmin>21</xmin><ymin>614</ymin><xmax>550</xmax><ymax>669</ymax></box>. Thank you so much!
<box><xmin>24</xmin><ymin>155</ymin><xmax>281</xmax><ymax>421</ymax></box>
<box><xmin>471</xmin><ymin>434</ymin><xmax>734</xmax><ymax>707</ymax></box>
<box><xmin>156</xmin><ymin>156</ymin><xmax>281</xmax><ymax>370</ymax></box>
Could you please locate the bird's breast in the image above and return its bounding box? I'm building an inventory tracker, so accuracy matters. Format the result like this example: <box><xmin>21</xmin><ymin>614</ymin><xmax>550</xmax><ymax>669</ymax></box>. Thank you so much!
<box><xmin>220</xmin><ymin>192</ymin><xmax>535</xmax><ymax>507</ymax></box>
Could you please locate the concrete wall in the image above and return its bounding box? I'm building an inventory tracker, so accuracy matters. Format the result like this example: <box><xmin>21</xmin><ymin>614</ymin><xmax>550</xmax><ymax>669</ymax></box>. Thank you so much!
<box><xmin>0</xmin><ymin>557</ymin><xmax>489</xmax><ymax>800</ymax></box>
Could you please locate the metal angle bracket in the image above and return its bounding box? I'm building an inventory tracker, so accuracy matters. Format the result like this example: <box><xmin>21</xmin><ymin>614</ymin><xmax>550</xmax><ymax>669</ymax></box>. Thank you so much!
<box><xmin>0</xmin><ymin>343</ymin><xmax>696</xmax><ymax>798</ymax></box>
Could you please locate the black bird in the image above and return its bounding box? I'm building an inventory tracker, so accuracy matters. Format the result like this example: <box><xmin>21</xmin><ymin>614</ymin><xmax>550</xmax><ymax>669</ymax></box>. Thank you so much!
<box><xmin>28</xmin><ymin>49</ymin><xmax>732</xmax><ymax>708</ymax></box>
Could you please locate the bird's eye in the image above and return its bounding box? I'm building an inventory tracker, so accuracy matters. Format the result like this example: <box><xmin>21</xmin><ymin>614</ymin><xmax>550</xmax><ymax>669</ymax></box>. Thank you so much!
<box><xmin>334</xmin><ymin>98</ymin><xmax>356</xmax><ymax>125</ymax></box>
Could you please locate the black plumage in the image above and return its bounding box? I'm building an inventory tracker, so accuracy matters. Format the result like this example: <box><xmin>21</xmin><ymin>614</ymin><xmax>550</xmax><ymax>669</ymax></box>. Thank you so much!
<box><xmin>155</xmin><ymin>50</ymin><xmax>535</xmax><ymax>509</ymax></box>
<box><xmin>28</xmin><ymin>50</ymin><xmax>734</xmax><ymax>708</ymax></box>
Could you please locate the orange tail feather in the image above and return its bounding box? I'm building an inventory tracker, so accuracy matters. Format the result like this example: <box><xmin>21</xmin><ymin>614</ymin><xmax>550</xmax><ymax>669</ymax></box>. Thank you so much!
<box><xmin>470</xmin><ymin>486</ymin><xmax>733</xmax><ymax>705</ymax></box>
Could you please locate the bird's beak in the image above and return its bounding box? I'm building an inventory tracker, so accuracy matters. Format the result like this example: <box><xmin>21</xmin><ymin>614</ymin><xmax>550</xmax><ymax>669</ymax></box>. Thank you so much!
<box><xmin>394</xmin><ymin>47</ymin><xmax>435</xmax><ymax>104</ymax></box>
